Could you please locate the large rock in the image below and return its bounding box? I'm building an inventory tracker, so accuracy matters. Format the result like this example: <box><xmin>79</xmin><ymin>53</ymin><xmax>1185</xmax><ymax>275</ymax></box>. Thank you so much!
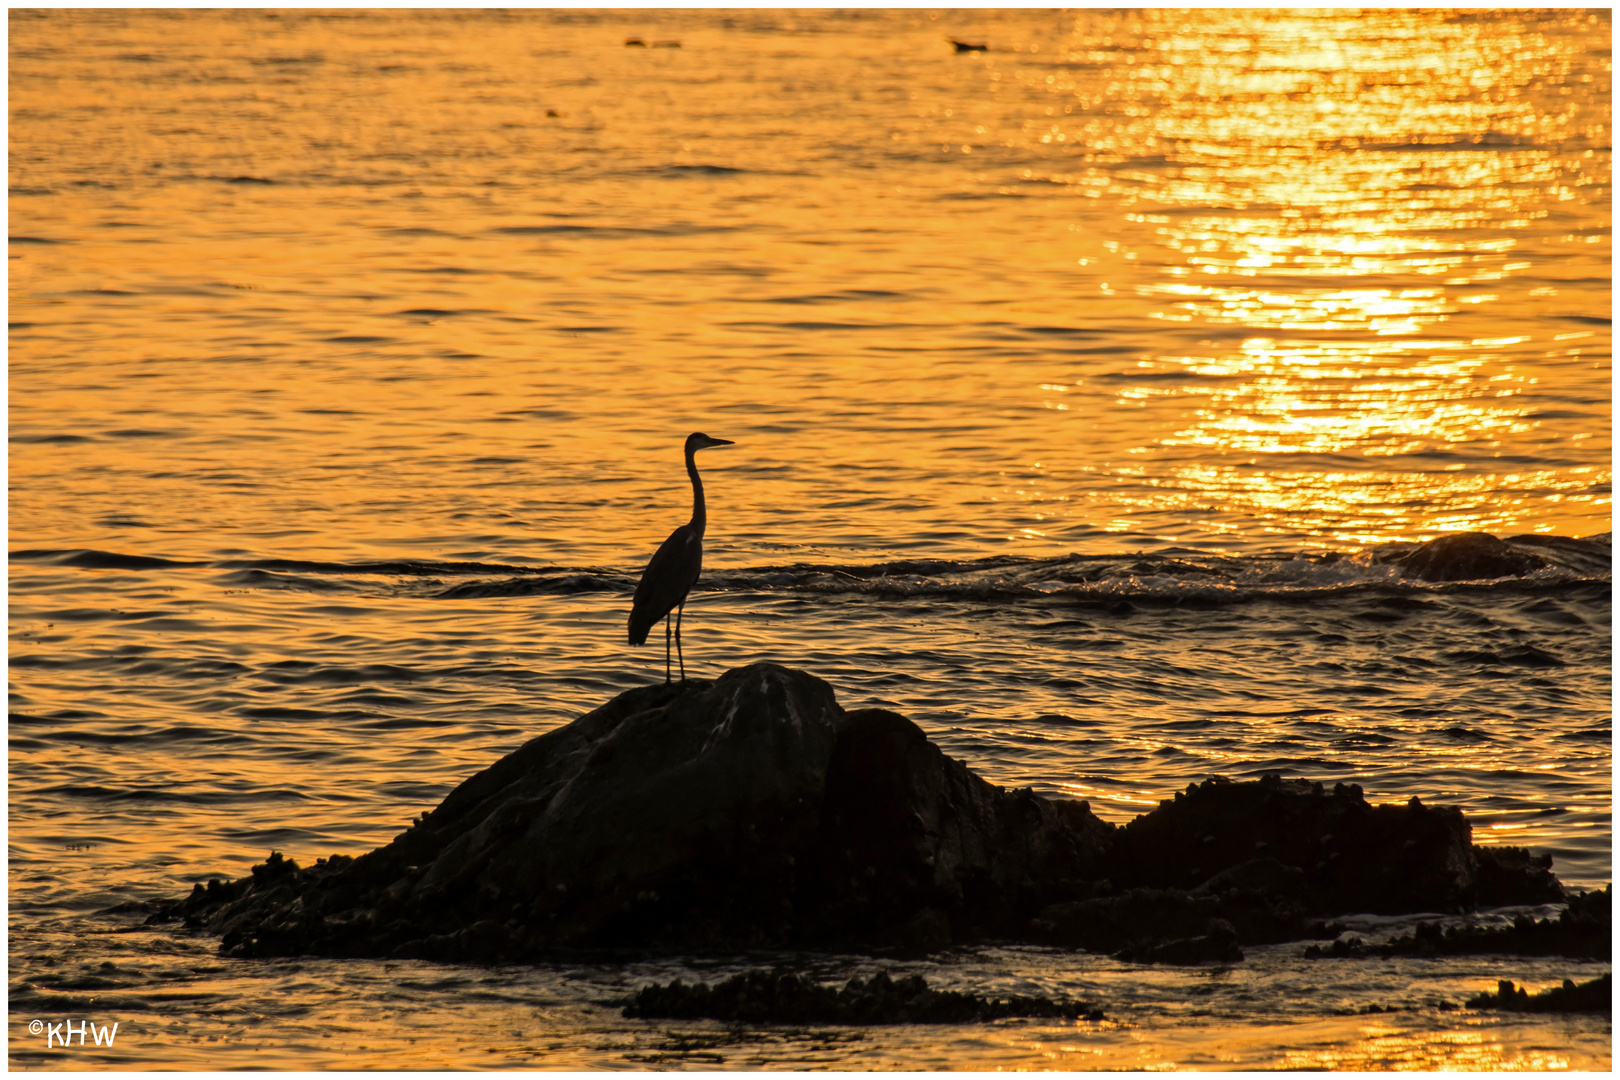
<box><xmin>139</xmin><ymin>664</ymin><xmax>1575</xmax><ymax>964</ymax></box>
<box><xmin>154</xmin><ymin>663</ymin><xmax>1113</xmax><ymax>960</ymax></box>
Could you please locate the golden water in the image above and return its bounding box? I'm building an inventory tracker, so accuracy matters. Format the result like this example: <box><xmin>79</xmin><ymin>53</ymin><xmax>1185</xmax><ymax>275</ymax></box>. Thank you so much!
<box><xmin>9</xmin><ymin>8</ymin><xmax>1611</xmax><ymax>1070</ymax></box>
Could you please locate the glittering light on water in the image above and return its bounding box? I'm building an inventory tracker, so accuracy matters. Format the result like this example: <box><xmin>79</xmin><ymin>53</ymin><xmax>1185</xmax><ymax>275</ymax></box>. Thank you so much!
<box><xmin>1000</xmin><ymin>7</ymin><xmax>1613</xmax><ymax>545</ymax></box>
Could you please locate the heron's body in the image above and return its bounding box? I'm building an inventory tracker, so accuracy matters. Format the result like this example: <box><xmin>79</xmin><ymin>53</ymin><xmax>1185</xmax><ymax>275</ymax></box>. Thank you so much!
<box><xmin>628</xmin><ymin>432</ymin><xmax>733</xmax><ymax>680</ymax></box>
<box><xmin>627</xmin><ymin>523</ymin><xmax>702</xmax><ymax>645</ymax></box>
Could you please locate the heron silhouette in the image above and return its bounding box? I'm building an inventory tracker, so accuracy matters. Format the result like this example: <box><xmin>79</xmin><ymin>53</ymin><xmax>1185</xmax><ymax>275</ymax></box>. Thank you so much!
<box><xmin>628</xmin><ymin>432</ymin><xmax>734</xmax><ymax>682</ymax></box>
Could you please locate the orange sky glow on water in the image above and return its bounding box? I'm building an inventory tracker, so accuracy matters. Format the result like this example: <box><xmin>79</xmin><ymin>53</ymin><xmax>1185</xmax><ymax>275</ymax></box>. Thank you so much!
<box><xmin>8</xmin><ymin>8</ymin><xmax>1610</xmax><ymax>564</ymax></box>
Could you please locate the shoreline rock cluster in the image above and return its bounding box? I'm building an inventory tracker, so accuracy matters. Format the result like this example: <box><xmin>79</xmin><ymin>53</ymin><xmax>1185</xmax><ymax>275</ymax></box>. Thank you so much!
<box><xmin>623</xmin><ymin>969</ymin><xmax>1104</xmax><ymax>1025</ymax></box>
<box><xmin>1465</xmin><ymin>973</ymin><xmax>1611</xmax><ymax>1014</ymax></box>
<box><xmin>137</xmin><ymin>663</ymin><xmax>1587</xmax><ymax>971</ymax></box>
<box><xmin>1304</xmin><ymin>883</ymin><xmax>1609</xmax><ymax>961</ymax></box>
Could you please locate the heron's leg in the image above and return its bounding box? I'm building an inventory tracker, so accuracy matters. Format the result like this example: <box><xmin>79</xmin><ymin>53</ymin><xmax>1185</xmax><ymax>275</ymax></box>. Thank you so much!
<box><xmin>675</xmin><ymin>601</ymin><xmax>686</xmax><ymax>682</ymax></box>
<box><xmin>664</xmin><ymin>614</ymin><xmax>672</xmax><ymax>683</ymax></box>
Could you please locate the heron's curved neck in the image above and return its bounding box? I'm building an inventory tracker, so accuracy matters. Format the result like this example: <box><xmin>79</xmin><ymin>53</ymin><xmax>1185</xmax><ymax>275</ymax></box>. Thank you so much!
<box><xmin>685</xmin><ymin>445</ymin><xmax>706</xmax><ymax>538</ymax></box>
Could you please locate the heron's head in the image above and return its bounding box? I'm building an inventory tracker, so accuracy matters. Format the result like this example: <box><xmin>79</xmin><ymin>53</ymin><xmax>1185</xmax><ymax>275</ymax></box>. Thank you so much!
<box><xmin>686</xmin><ymin>432</ymin><xmax>735</xmax><ymax>453</ymax></box>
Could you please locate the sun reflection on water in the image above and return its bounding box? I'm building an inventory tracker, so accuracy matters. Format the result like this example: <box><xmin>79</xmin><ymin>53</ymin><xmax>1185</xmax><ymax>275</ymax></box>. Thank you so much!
<box><xmin>1017</xmin><ymin>7</ymin><xmax>1613</xmax><ymax>543</ymax></box>
<box><xmin>1141</xmin><ymin>465</ymin><xmax>1596</xmax><ymax>546</ymax></box>
<box><xmin>977</xmin><ymin>1013</ymin><xmax>1597</xmax><ymax>1072</ymax></box>
<box><xmin>1275</xmin><ymin>1023</ymin><xmax>1572</xmax><ymax>1071</ymax></box>
<box><xmin>1154</xmin><ymin>339</ymin><xmax>1536</xmax><ymax>456</ymax></box>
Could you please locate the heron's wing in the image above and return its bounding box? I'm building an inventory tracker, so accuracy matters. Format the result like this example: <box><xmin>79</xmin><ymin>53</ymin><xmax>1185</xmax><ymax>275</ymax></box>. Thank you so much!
<box><xmin>628</xmin><ymin>525</ymin><xmax>703</xmax><ymax>643</ymax></box>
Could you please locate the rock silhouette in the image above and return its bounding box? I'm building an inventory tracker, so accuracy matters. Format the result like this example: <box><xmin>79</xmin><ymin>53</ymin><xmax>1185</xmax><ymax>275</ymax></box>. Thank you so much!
<box><xmin>1466</xmin><ymin>973</ymin><xmax>1611</xmax><ymax>1013</ymax></box>
<box><xmin>139</xmin><ymin>663</ymin><xmax>1575</xmax><ymax>964</ymax></box>
<box><xmin>1108</xmin><ymin>778</ymin><xmax>1499</xmax><ymax>913</ymax></box>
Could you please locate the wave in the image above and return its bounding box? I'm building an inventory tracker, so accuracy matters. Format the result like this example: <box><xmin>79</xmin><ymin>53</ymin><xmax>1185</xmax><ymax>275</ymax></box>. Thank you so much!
<box><xmin>10</xmin><ymin>535</ymin><xmax>1610</xmax><ymax>607</ymax></box>
<box><xmin>9</xmin><ymin>548</ymin><xmax>209</xmax><ymax>570</ymax></box>
<box><xmin>697</xmin><ymin>540</ymin><xmax>1611</xmax><ymax>605</ymax></box>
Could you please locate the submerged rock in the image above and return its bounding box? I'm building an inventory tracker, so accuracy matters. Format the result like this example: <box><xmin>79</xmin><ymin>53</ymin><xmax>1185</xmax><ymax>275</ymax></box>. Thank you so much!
<box><xmin>140</xmin><ymin>663</ymin><xmax>1580</xmax><ymax>964</ymax></box>
<box><xmin>623</xmin><ymin>968</ymin><xmax>1104</xmax><ymax>1024</ymax></box>
<box><xmin>1466</xmin><ymin>973</ymin><xmax>1611</xmax><ymax>1014</ymax></box>
<box><xmin>1393</xmin><ymin>531</ymin><xmax>1547</xmax><ymax>582</ymax></box>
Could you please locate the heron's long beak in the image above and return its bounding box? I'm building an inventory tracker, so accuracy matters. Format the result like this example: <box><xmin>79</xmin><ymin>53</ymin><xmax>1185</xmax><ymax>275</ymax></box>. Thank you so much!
<box><xmin>709</xmin><ymin>438</ymin><xmax>735</xmax><ymax>447</ymax></box>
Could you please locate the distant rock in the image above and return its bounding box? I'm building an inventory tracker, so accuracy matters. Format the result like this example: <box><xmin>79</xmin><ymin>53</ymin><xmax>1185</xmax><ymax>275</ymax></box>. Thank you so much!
<box><xmin>138</xmin><ymin>665</ymin><xmax>1582</xmax><ymax>965</ymax></box>
<box><xmin>1393</xmin><ymin>532</ymin><xmax>1548</xmax><ymax>582</ymax></box>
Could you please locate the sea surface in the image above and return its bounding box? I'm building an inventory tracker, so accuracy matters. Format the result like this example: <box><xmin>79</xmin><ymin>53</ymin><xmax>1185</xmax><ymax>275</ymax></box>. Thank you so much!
<box><xmin>8</xmin><ymin>8</ymin><xmax>1611</xmax><ymax>1070</ymax></box>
